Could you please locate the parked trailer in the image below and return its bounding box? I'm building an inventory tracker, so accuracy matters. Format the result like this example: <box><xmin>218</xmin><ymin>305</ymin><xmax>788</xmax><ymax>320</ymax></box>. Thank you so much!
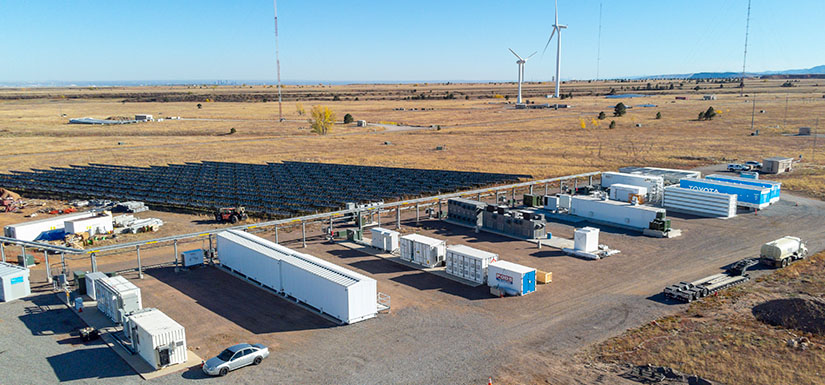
<box><xmin>445</xmin><ymin>245</ymin><xmax>498</xmax><ymax>285</ymax></box>
<box><xmin>678</xmin><ymin>178</ymin><xmax>771</xmax><ymax>209</ymax></box>
<box><xmin>64</xmin><ymin>213</ymin><xmax>113</xmax><ymax>236</ymax></box>
<box><xmin>663</xmin><ymin>272</ymin><xmax>750</xmax><ymax>303</ymax></box>
<box><xmin>399</xmin><ymin>234</ymin><xmax>446</xmax><ymax>268</ymax></box>
<box><xmin>3</xmin><ymin>211</ymin><xmax>96</xmax><ymax>241</ymax></box>
<box><xmin>216</xmin><ymin>230</ymin><xmax>377</xmax><ymax>324</ymax></box>
<box><xmin>705</xmin><ymin>174</ymin><xmax>781</xmax><ymax>203</ymax></box>
<box><xmin>662</xmin><ymin>185</ymin><xmax>737</xmax><ymax>218</ymax></box>
<box><xmin>125</xmin><ymin>308</ymin><xmax>188</xmax><ymax>370</ymax></box>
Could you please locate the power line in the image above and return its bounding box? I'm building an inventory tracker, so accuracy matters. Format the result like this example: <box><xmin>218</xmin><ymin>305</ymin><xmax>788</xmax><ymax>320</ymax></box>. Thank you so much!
<box><xmin>274</xmin><ymin>0</ymin><xmax>283</xmax><ymax>122</ymax></box>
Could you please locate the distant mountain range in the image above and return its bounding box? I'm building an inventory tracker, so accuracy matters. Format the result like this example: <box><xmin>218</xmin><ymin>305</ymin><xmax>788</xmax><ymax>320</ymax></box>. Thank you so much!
<box><xmin>636</xmin><ymin>65</ymin><xmax>825</xmax><ymax>80</ymax></box>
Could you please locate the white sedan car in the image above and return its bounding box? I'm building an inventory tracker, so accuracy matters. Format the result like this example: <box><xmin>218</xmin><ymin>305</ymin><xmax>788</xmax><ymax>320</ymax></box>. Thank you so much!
<box><xmin>202</xmin><ymin>343</ymin><xmax>270</xmax><ymax>376</ymax></box>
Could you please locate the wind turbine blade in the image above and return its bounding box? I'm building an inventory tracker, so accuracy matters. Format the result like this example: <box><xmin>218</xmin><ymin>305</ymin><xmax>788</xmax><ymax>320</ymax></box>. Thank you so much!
<box><xmin>525</xmin><ymin>51</ymin><xmax>538</xmax><ymax>60</ymax></box>
<box><xmin>508</xmin><ymin>48</ymin><xmax>523</xmax><ymax>60</ymax></box>
<box><xmin>542</xmin><ymin>28</ymin><xmax>556</xmax><ymax>57</ymax></box>
<box><xmin>555</xmin><ymin>0</ymin><xmax>559</xmax><ymax>25</ymax></box>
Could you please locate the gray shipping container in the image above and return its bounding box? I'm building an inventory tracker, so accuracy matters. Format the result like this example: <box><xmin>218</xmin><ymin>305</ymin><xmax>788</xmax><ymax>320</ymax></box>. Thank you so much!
<box><xmin>399</xmin><ymin>234</ymin><xmax>446</xmax><ymax>268</ymax></box>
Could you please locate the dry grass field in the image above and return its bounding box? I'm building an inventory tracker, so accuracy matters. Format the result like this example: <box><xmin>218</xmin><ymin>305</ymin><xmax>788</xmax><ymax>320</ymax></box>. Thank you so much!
<box><xmin>2</xmin><ymin>78</ymin><xmax>824</xmax><ymax>196</ymax></box>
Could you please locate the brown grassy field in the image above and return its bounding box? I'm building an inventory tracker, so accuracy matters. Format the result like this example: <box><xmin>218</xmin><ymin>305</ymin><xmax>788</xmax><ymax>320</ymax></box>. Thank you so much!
<box><xmin>2</xmin><ymin>79</ymin><xmax>824</xmax><ymax>198</ymax></box>
<box><xmin>593</xmin><ymin>252</ymin><xmax>825</xmax><ymax>385</ymax></box>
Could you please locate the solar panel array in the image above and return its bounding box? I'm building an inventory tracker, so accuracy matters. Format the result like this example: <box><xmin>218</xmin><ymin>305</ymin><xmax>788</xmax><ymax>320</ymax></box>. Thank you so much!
<box><xmin>0</xmin><ymin>161</ymin><xmax>530</xmax><ymax>217</ymax></box>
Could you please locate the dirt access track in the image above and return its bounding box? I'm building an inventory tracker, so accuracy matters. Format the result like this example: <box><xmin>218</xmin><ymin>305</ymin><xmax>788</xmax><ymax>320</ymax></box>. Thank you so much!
<box><xmin>15</xmin><ymin>191</ymin><xmax>819</xmax><ymax>384</ymax></box>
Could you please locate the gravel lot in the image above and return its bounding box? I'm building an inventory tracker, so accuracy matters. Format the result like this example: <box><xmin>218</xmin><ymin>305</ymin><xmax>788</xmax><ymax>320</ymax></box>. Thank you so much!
<box><xmin>3</xmin><ymin>190</ymin><xmax>824</xmax><ymax>384</ymax></box>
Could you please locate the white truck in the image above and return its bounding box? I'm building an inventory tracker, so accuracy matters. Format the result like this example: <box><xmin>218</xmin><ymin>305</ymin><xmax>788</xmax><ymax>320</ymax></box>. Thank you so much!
<box><xmin>760</xmin><ymin>236</ymin><xmax>808</xmax><ymax>268</ymax></box>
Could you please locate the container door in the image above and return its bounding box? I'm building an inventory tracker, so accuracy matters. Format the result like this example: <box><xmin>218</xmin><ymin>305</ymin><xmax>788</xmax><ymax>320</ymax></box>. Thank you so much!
<box><xmin>522</xmin><ymin>271</ymin><xmax>536</xmax><ymax>294</ymax></box>
<box><xmin>158</xmin><ymin>347</ymin><xmax>171</xmax><ymax>366</ymax></box>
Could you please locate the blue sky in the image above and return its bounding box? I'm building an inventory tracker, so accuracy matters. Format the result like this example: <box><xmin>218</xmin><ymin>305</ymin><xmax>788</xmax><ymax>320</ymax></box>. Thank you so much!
<box><xmin>1</xmin><ymin>0</ymin><xmax>823</xmax><ymax>83</ymax></box>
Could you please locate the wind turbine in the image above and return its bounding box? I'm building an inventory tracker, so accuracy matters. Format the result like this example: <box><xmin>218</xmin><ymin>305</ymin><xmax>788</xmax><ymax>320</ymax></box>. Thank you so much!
<box><xmin>543</xmin><ymin>0</ymin><xmax>567</xmax><ymax>98</ymax></box>
<box><xmin>509</xmin><ymin>48</ymin><xmax>536</xmax><ymax>104</ymax></box>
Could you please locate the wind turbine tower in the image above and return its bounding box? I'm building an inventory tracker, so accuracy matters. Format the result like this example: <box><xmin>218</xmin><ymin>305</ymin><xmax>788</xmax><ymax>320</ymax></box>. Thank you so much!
<box><xmin>543</xmin><ymin>0</ymin><xmax>567</xmax><ymax>98</ymax></box>
<box><xmin>509</xmin><ymin>49</ymin><xmax>536</xmax><ymax>104</ymax></box>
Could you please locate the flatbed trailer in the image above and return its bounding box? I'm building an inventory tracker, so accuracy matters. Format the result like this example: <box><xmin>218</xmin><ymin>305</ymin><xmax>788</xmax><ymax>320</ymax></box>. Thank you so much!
<box><xmin>663</xmin><ymin>272</ymin><xmax>750</xmax><ymax>303</ymax></box>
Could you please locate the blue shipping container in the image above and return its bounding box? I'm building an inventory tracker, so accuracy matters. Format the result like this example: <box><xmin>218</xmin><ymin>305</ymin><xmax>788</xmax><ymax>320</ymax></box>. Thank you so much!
<box><xmin>705</xmin><ymin>174</ymin><xmax>780</xmax><ymax>203</ymax></box>
<box><xmin>679</xmin><ymin>178</ymin><xmax>771</xmax><ymax>209</ymax></box>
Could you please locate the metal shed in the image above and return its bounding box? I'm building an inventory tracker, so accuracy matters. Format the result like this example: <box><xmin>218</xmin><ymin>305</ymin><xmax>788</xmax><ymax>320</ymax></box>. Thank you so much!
<box><xmin>762</xmin><ymin>157</ymin><xmax>794</xmax><ymax>174</ymax></box>
<box><xmin>125</xmin><ymin>308</ymin><xmax>188</xmax><ymax>370</ymax></box>
<box><xmin>0</xmin><ymin>262</ymin><xmax>30</xmax><ymax>302</ymax></box>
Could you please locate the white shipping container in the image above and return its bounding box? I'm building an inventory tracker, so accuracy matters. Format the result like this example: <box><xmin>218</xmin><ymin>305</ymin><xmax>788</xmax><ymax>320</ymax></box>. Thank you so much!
<box><xmin>558</xmin><ymin>194</ymin><xmax>572</xmax><ymax>210</ymax></box>
<box><xmin>574</xmin><ymin>227</ymin><xmax>600</xmax><ymax>253</ymax></box>
<box><xmin>95</xmin><ymin>276</ymin><xmax>142</xmax><ymax>324</ymax></box>
<box><xmin>609</xmin><ymin>184</ymin><xmax>648</xmax><ymax>203</ymax></box>
<box><xmin>445</xmin><ymin>245</ymin><xmax>498</xmax><ymax>284</ymax></box>
<box><xmin>487</xmin><ymin>260</ymin><xmax>536</xmax><ymax>296</ymax></box>
<box><xmin>543</xmin><ymin>195</ymin><xmax>558</xmax><ymax>211</ymax></box>
<box><xmin>65</xmin><ymin>213</ymin><xmax>113</xmax><ymax>236</ymax></box>
<box><xmin>663</xmin><ymin>186</ymin><xmax>737</xmax><ymax>218</ymax></box>
<box><xmin>84</xmin><ymin>271</ymin><xmax>107</xmax><ymax>300</ymax></box>
<box><xmin>0</xmin><ymin>262</ymin><xmax>31</xmax><ymax>302</ymax></box>
<box><xmin>570</xmin><ymin>195</ymin><xmax>664</xmax><ymax>229</ymax></box>
<box><xmin>3</xmin><ymin>211</ymin><xmax>96</xmax><ymax>241</ymax></box>
<box><xmin>125</xmin><ymin>308</ymin><xmax>188</xmax><ymax>370</ymax></box>
<box><xmin>216</xmin><ymin>230</ymin><xmax>377</xmax><ymax>324</ymax></box>
<box><xmin>370</xmin><ymin>227</ymin><xmax>400</xmax><ymax>252</ymax></box>
<box><xmin>399</xmin><ymin>234</ymin><xmax>447</xmax><ymax>268</ymax></box>
<box><xmin>601</xmin><ymin>172</ymin><xmax>664</xmax><ymax>203</ymax></box>
<box><xmin>181</xmin><ymin>249</ymin><xmax>204</xmax><ymax>268</ymax></box>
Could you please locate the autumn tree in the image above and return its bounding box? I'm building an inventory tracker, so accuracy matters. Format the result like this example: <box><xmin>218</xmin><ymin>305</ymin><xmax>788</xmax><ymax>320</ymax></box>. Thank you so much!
<box><xmin>310</xmin><ymin>105</ymin><xmax>335</xmax><ymax>135</ymax></box>
<box><xmin>295</xmin><ymin>102</ymin><xmax>305</xmax><ymax>116</ymax></box>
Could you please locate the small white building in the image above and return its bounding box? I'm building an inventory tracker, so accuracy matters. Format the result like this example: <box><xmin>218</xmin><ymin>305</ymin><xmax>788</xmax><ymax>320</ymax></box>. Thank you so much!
<box><xmin>135</xmin><ymin>114</ymin><xmax>154</xmax><ymax>121</ymax></box>
<box><xmin>574</xmin><ymin>227</ymin><xmax>600</xmax><ymax>253</ymax></box>
<box><xmin>3</xmin><ymin>211</ymin><xmax>96</xmax><ymax>241</ymax></box>
<box><xmin>65</xmin><ymin>212</ymin><xmax>113</xmax><ymax>236</ymax></box>
<box><xmin>399</xmin><ymin>234</ymin><xmax>447</xmax><ymax>268</ymax></box>
<box><xmin>445</xmin><ymin>245</ymin><xmax>498</xmax><ymax>285</ymax></box>
<box><xmin>125</xmin><ymin>308</ymin><xmax>188</xmax><ymax>370</ymax></box>
<box><xmin>370</xmin><ymin>227</ymin><xmax>400</xmax><ymax>253</ymax></box>
<box><xmin>96</xmin><ymin>275</ymin><xmax>142</xmax><ymax>324</ymax></box>
<box><xmin>0</xmin><ymin>262</ymin><xmax>30</xmax><ymax>302</ymax></box>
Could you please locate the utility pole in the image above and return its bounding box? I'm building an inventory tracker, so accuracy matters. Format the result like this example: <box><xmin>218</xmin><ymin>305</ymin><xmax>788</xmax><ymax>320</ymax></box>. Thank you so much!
<box><xmin>783</xmin><ymin>94</ymin><xmax>789</xmax><ymax>130</ymax></box>
<box><xmin>273</xmin><ymin>0</ymin><xmax>283</xmax><ymax>122</ymax></box>
<box><xmin>740</xmin><ymin>0</ymin><xmax>751</xmax><ymax>97</ymax></box>
<box><xmin>814</xmin><ymin>118</ymin><xmax>819</xmax><ymax>163</ymax></box>
<box><xmin>750</xmin><ymin>97</ymin><xmax>756</xmax><ymax>133</ymax></box>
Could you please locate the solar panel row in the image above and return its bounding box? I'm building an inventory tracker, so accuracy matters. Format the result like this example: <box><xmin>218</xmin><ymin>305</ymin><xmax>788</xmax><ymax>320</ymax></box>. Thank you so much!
<box><xmin>0</xmin><ymin>161</ymin><xmax>530</xmax><ymax>217</ymax></box>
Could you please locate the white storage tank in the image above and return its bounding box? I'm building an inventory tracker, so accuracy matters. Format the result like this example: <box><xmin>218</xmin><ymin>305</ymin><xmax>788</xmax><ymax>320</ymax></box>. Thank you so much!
<box><xmin>570</xmin><ymin>195</ymin><xmax>664</xmax><ymax>230</ymax></box>
<box><xmin>609</xmin><ymin>184</ymin><xmax>648</xmax><ymax>203</ymax></box>
<box><xmin>3</xmin><ymin>211</ymin><xmax>96</xmax><ymax>241</ymax></box>
<box><xmin>445</xmin><ymin>245</ymin><xmax>498</xmax><ymax>285</ymax></box>
<box><xmin>125</xmin><ymin>308</ymin><xmax>188</xmax><ymax>370</ymax></box>
<box><xmin>663</xmin><ymin>186</ymin><xmax>737</xmax><ymax>218</ymax></box>
<box><xmin>95</xmin><ymin>275</ymin><xmax>142</xmax><ymax>324</ymax></box>
<box><xmin>0</xmin><ymin>262</ymin><xmax>31</xmax><ymax>302</ymax></box>
<box><xmin>399</xmin><ymin>234</ymin><xmax>447</xmax><ymax>268</ymax></box>
<box><xmin>574</xmin><ymin>227</ymin><xmax>600</xmax><ymax>253</ymax></box>
<box><xmin>180</xmin><ymin>249</ymin><xmax>204</xmax><ymax>268</ymax></box>
<box><xmin>487</xmin><ymin>261</ymin><xmax>536</xmax><ymax>296</ymax></box>
<box><xmin>216</xmin><ymin>230</ymin><xmax>378</xmax><ymax>324</ymax></box>
<box><xmin>370</xmin><ymin>227</ymin><xmax>400</xmax><ymax>252</ymax></box>
<box><xmin>84</xmin><ymin>271</ymin><xmax>108</xmax><ymax>300</ymax></box>
<box><xmin>65</xmin><ymin>212</ymin><xmax>113</xmax><ymax>236</ymax></box>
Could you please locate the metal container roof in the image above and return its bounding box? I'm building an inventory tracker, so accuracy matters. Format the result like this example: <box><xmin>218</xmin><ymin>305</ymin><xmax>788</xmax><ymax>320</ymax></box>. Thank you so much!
<box><xmin>618</xmin><ymin>167</ymin><xmax>700</xmax><ymax>184</ymax></box>
<box><xmin>127</xmin><ymin>308</ymin><xmax>184</xmax><ymax>335</ymax></box>
<box><xmin>222</xmin><ymin>230</ymin><xmax>372</xmax><ymax>287</ymax></box>
<box><xmin>489</xmin><ymin>260</ymin><xmax>535</xmax><ymax>274</ymax></box>
<box><xmin>446</xmin><ymin>244</ymin><xmax>497</xmax><ymax>259</ymax></box>
<box><xmin>0</xmin><ymin>262</ymin><xmax>28</xmax><ymax>278</ymax></box>
<box><xmin>401</xmin><ymin>233</ymin><xmax>445</xmax><ymax>246</ymax></box>
<box><xmin>4</xmin><ymin>211</ymin><xmax>96</xmax><ymax>228</ymax></box>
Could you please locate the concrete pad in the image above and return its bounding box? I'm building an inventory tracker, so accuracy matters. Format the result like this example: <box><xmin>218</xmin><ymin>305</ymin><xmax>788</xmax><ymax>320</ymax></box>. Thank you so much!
<box><xmin>63</xmin><ymin>294</ymin><xmax>203</xmax><ymax>380</ymax></box>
